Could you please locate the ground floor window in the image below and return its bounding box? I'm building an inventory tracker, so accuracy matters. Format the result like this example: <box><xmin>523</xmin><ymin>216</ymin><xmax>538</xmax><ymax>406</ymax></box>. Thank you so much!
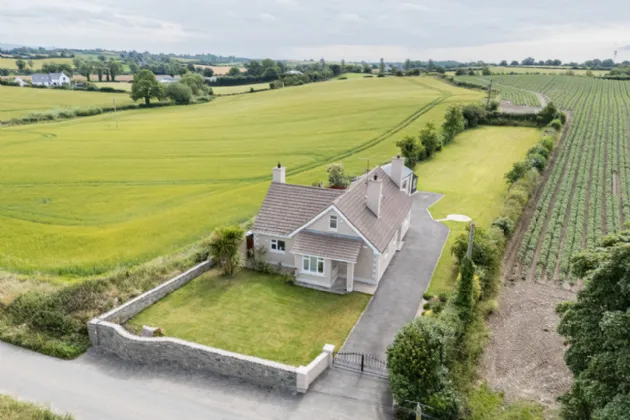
<box><xmin>302</xmin><ymin>255</ymin><xmax>324</xmax><ymax>275</ymax></box>
<box><xmin>270</xmin><ymin>239</ymin><xmax>285</xmax><ymax>253</ymax></box>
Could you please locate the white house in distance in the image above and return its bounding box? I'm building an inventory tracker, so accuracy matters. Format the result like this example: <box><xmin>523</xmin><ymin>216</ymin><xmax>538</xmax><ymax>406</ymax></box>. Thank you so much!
<box><xmin>31</xmin><ymin>72</ymin><xmax>71</xmax><ymax>86</ymax></box>
<box><xmin>13</xmin><ymin>77</ymin><xmax>27</xmax><ymax>87</ymax></box>
<box><xmin>250</xmin><ymin>156</ymin><xmax>416</xmax><ymax>294</ymax></box>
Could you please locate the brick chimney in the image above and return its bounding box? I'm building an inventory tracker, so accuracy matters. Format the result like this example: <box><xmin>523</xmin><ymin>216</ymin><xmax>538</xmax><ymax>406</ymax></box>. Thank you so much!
<box><xmin>391</xmin><ymin>154</ymin><xmax>405</xmax><ymax>189</ymax></box>
<box><xmin>272</xmin><ymin>162</ymin><xmax>286</xmax><ymax>183</ymax></box>
<box><xmin>366</xmin><ymin>173</ymin><xmax>383</xmax><ymax>218</ymax></box>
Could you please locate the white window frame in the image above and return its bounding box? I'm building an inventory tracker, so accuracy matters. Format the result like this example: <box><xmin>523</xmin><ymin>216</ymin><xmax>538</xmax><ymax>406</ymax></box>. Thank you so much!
<box><xmin>302</xmin><ymin>255</ymin><xmax>325</xmax><ymax>276</ymax></box>
<box><xmin>270</xmin><ymin>239</ymin><xmax>286</xmax><ymax>254</ymax></box>
<box><xmin>402</xmin><ymin>178</ymin><xmax>408</xmax><ymax>190</ymax></box>
<box><xmin>329</xmin><ymin>215</ymin><xmax>338</xmax><ymax>231</ymax></box>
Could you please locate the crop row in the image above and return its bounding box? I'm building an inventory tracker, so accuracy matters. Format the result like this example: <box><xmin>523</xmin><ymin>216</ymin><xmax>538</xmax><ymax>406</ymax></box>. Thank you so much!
<box><xmin>498</xmin><ymin>75</ymin><xmax>630</xmax><ymax>281</ymax></box>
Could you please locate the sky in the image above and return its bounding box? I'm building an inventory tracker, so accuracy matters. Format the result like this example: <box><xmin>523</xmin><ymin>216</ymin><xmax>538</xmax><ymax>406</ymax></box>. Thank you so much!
<box><xmin>1</xmin><ymin>0</ymin><xmax>630</xmax><ymax>63</ymax></box>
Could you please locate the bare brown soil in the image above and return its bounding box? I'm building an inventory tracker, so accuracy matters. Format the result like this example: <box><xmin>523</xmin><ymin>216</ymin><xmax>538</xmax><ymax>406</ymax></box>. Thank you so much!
<box><xmin>481</xmin><ymin>279</ymin><xmax>575</xmax><ymax>412</ymax></box>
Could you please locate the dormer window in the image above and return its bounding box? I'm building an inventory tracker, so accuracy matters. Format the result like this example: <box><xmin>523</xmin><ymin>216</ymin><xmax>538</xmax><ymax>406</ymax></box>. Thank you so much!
<box><xmin>329</xmin><ymin>215</ymin><xmax>338</xmax><ymax>230</ymax></box>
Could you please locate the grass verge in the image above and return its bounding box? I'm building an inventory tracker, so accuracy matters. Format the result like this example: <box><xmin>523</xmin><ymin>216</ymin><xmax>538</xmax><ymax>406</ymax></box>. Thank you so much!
<box><xmin>0</xmin><ymin>395</ymin><xmax>73</xmax><ymax>420</ymax></box>
<box><xmin>127</xmin><ymin>269</ymin><xmax>370</xmax><ymax>366</ymax></box>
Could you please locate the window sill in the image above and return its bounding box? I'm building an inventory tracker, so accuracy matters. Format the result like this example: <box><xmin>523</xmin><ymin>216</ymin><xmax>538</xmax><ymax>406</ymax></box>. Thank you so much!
<box><xmin>301</xmin><ymin>271</ymin><xmax>326</xmax><ymax>277</ymax></box>
<box><xmin>269</xmin><ymin>250</ymin><xmax>286</xmax><ymax>254</ymax></box>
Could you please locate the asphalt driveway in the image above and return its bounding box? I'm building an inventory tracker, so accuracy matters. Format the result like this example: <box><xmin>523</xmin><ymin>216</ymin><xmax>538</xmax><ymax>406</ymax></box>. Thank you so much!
<box><xmin>340</xmin><ymin>191</ymin><xmax>449</xmax><ymax>359</ymax></box>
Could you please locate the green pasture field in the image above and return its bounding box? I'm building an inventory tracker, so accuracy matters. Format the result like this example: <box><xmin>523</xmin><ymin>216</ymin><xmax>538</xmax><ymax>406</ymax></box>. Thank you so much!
<box><xmin>0</xmin><ymin>85</ymin><xmax>135</xmax><ymax>120</ymax></box>
<box><xmin>0</xmin><ymin>57</ymin><xmax>75</xmax><ymax>71</ymax></box>
<box><xmin>212</xmin><ymin>83</ymin><xmax>270</xmax><ymax>95</ymax></box>
<box><xmin>421</xmin><ymin>126</ymin><xmax>541</xmax><ymax>295</ymax></box>
<box><xmin>128</xmin><ymin>269</ymin><xmax>370</xmax><ymax>365</ymax></box>
<box><xmin>94</xmin><ymin>82</ymin><xmax>132</xmax><ymax>91</ymax></box>
<box><xmin>0</xmin><ymin>76</ymin><xmax>482</xmax><ymax>279</ymax></box>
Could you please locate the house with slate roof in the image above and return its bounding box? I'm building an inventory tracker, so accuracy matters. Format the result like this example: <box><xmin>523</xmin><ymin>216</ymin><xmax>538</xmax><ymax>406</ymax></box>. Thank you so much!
<box><xmin>251</xmin><ymin>156</ymin><xmax>416</xmax><ymax>293</ymax></box>
<box><xmin>31</xmin><ymin>72</ymin><xmax>71</xmax><ymax>86</ymax></box>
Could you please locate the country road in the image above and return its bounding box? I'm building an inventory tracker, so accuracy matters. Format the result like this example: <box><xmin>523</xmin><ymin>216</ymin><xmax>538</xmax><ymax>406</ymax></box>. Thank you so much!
<box><xmin>0</xmin><ymin>342</ymin><xmax>391</xmax><ymax>420</ymax></box>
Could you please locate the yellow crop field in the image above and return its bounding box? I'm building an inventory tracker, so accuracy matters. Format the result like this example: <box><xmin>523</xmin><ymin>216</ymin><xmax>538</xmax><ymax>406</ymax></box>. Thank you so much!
<box><xmin>0</xmin><ymin>85</ymin><xmax>134</xmax><ymax>120</ymax></box>
<box><xmin>0</xmin><ymin>76</ymin><xmax>483</xmax><ymax>279</ymax></box>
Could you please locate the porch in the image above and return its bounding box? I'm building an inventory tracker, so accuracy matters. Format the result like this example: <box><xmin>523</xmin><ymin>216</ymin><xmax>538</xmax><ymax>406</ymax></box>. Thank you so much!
<box><xmin>291</xmin><ymin>231</ymin><xmax>363</xmax><ymax>294</ymax></box>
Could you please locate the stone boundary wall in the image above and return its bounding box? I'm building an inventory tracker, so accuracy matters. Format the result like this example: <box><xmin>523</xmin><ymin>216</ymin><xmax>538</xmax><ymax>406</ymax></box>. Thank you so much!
<box><xmin>99</xmin><ymin>260</ymin><xmax>213</xmax><ymax>324</ymax></box>
<box><xmin>88</xmin><ymin>260</ymin><xmax>333</xmax><ymax>393</ymax></box>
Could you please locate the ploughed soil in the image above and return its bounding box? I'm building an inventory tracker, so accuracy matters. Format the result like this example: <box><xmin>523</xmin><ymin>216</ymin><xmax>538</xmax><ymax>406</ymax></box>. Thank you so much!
<box><xmin>480</xmin><ymin>279</ymin><xmax>576</xmax><ymax>413</ymax></box>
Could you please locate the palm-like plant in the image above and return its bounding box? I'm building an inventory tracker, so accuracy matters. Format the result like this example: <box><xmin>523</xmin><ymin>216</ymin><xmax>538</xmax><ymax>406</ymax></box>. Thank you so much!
<box><xmin>209</xmin><ymin>225</ymin><xmax>245</xmax><ymax>276</ymax></box>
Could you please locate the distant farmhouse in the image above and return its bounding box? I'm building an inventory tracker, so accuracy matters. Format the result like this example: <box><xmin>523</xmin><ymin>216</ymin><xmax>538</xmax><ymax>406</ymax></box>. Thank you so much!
<box><xmin>31</xmin><ymin>72</ymin><xmax>71</xmax><ymax>87</ymax></box>
<box><xmin>156</xmin><ymin>75</ymin><xmax>181</xmax><ymax>84</ymax></box>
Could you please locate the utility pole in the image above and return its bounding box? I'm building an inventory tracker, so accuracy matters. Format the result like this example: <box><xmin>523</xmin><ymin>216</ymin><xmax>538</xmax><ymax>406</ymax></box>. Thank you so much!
<box><xmin>466</xmin><ymin>222</ymin><xmax>476</xmax><ymax>258</ymax></box>
<box><xmin>486</xmin><ymin>78</ymin><xmax>493</xmax><ymax>109</ymax></box>
<box><xmin>112</xmin><ymin>98</ymin><xmax>118</xmax><ymax>129</ymax></box>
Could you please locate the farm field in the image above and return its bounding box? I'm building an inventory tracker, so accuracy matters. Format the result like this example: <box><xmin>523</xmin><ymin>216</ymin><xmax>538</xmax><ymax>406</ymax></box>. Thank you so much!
<box><xmin>128</xmin><ymin>269</ymin><xmax>370</xmax><ymax>365</ymax></box>
<box><xmin>454</xmin><ymin>75</ymin><xmax>541</xmax><ymax>106</ymax></box>
<box><xmin>0</xmin><ymin>76</ymin><xmax>482</xmax><ymax>279</ymax></box>
<box><xmin>0</xmin><ymin>57</ymin><xmax>74</xmax><ymax>70</ymax></box>
<box><xmin>478</xmin><ymin>75</ymin><xmax>630</xmax><ymax>282</ymax></box>
<box><xmin>0</xmin><ymin>85</ymin><xmax>135</xmax><ymax>120</ymax></box>
<box><xmin>212</xmin><ymin>82</ymin><xmax>270</xmax><ymax>95</ymax></box>
<box><xmin>94</xmin><ymin>82</ymin><xmax>132</xmax><ymax>91</ymax></box>
<box><xmin>416</xmin><ymin>126</ymin><xmax>541</xmax><ymax>295</ymax></box>
<box><xmin>487</xmin><ymin>66</ymin><xmax>607</xmax><ymax>76</ymax></box>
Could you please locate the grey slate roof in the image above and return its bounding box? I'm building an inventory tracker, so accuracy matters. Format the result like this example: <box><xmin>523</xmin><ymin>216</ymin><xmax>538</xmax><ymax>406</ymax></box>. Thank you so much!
<box><xmin>381</xmin><ymin>162</ymin><xmax>414</xmax><ymax>180</ymax></box>
<box><xmin>253</xmin><ymin>167</ymin><xmax>413</xmax><ymax>253</ymax></box>
<box><xmin>31</xmin><ymin>73</ymin><xmax>50</xmax><ymax>84</ymax></box>
<box><xmin>252</xmin><ymin>183</ymin><xmax>344</xmax><ymax>235</ymax></box>
<box><xmin>48</xmin><ymin>72</ymin><xmax>65</xmax><ymax>79</ymax></box>
<box><xmin>291</xmin><ymin>231</ymin><xmax>363</xmax><ymax>263</ymax></box>
<box><xmin>333</xmin><ymin>167</ymin><xmax>413</xmax><ymax>253</ymax></box>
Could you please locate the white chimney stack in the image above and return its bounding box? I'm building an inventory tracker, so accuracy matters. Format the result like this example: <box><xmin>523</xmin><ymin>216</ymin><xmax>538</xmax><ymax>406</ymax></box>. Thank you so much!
<box><xmin>366</xmin><ymin>173</ymin><xmax>383</xmax><ymax>218</ymax></box>
<box><xmin>272</xmin><ymin>163</ymin><xmax>286</xmax><ymax>183</ymax></box>
<box><xmin>391</xmin><ymin>154</ymin><xmax>404</xmax><ymax>189</ymax></box>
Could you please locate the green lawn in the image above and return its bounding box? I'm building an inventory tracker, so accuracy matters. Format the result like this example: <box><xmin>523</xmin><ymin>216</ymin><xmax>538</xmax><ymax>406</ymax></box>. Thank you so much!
<box><xmin>0</xmin><ymin>76</ymin><xmax>482</xmax><ymax>278</ymax></box>
<box><xmin>420</xmin><ymin>126</ymin><xmax>541</xmax><ymax>295</ymax></box>
<box><xmin>128</xmin><ymin>269</ymin><xmax>370</xmax><ymax>366</ymax></box>
<box><xmin>0</xmin><ymin>85</ymin><xmax>134</xmax><ymax>120</ymax></box>
<box><xmin>0</xmin><ymin>395</ymin><xmax>73</xmax><ymax>420</ymax></box>
<box><xmin>212</xmin><ymin>83</ymin><xmax>270</xmax><ymax>95</ymax></box>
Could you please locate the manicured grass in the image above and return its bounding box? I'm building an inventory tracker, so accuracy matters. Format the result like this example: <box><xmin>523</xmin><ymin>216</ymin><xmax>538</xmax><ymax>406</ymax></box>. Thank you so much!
<box><xmin>212</xmin><ymin>83</ymin><xmax>270</xmax><ymax>95</ymax></box>
<box><xmin>0</xmin><ymin>76</ymin><xmax>483</xmax><ymax>278</ymax></box>
<box><xmin>421</xmin><ymin>126</ymin><xmax>541</xmax><ymax>295</ymax></box>
<box><xmin>0</xmin><ymin>85</ymin><xmax>134</xmax><ymax>120</ymax></box>
<box><xmin>0</xmin><ymin>395</ymin><xmax>73</xmax><ymax>420</ymax></box>
<box><xmin>128</xmin><ymin>269</ymin><xmax>370</xmax><ymax>365</ymax></box>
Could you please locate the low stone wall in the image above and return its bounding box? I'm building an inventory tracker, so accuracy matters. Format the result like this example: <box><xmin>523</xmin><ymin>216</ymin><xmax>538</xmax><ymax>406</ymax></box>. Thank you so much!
<box><xmin>90</xmin><ymin>320</ymin><xmax>299</xmax><ymax>391</ymax></box>
<box><xmin>88</xmin><ymin>260</ymin><xmax>333</xmax><ymax>393</ymax></box>
<box><xmin>100</xmin><ymin>260</ymin><xmax>213</xmax><ymax>324</ymax></box>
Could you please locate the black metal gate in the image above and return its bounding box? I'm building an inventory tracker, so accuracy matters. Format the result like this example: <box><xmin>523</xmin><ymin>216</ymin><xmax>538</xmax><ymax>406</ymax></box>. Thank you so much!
<box><xmin>333</xmin><ymin>352</ymin><xmax>388</xmax><ymax>378</ymax></box>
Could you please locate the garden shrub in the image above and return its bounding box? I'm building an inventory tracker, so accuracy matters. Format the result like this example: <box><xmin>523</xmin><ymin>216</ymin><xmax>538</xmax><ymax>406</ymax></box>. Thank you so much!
<box><xmin>492</xmin><ymin>216</ymin><xmax>515</xmax><ymax>238</ymax></box>
<box><xmin>388</xmin><ymin>317</ymin><xmax>462</xmax><ymax>419</ymax></box>
<box><xmin>548</xmin><ymin>118</ymin><xmax>562</xmax><ymax>131</ymax></box>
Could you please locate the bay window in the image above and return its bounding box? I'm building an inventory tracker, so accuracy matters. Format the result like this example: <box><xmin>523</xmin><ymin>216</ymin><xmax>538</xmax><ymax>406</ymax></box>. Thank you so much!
<box><xmin>302</xmin><ymin>255</ymin><xmax>325</xmax><ymax>275</ymax></box>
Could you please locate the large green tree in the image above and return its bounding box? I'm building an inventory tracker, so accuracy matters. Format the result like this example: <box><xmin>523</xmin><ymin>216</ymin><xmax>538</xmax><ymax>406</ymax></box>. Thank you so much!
<box><xmin>108</xmin><ymin>59</ymin><xmax>122</xmax><ymax>82</ymax></box>
<box><xmin>130</xmin><ymin>69</ymin><xmax>164</xmax><ymax>105</ymax></box>
<box><xmin>557</xmin><ymin>229</ymin><xmax>630</xmax><ymax>419</ymax></box>
<box><xmin>387</xmin><ymin>317</ymin><xmax>461</xmax><ymax>418</ymax></box>
<box><xmin>419</xmin><ymin>123</ymin><xmax>442</xmax><ymax>158</ymax></box>
<box><xmin>15</xmin><ymin>58</ymin><xmax>26</xmax><ymax>71</ymax></box>
<box><xmin>180</xmin><ymin>72</ymin><xmax>208</xmax><ymax>96</ymax></box>
<box><xmin>441</xmin><ymin>105</ymin><xmax>466</xmax><ymax>145</ymax></box>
